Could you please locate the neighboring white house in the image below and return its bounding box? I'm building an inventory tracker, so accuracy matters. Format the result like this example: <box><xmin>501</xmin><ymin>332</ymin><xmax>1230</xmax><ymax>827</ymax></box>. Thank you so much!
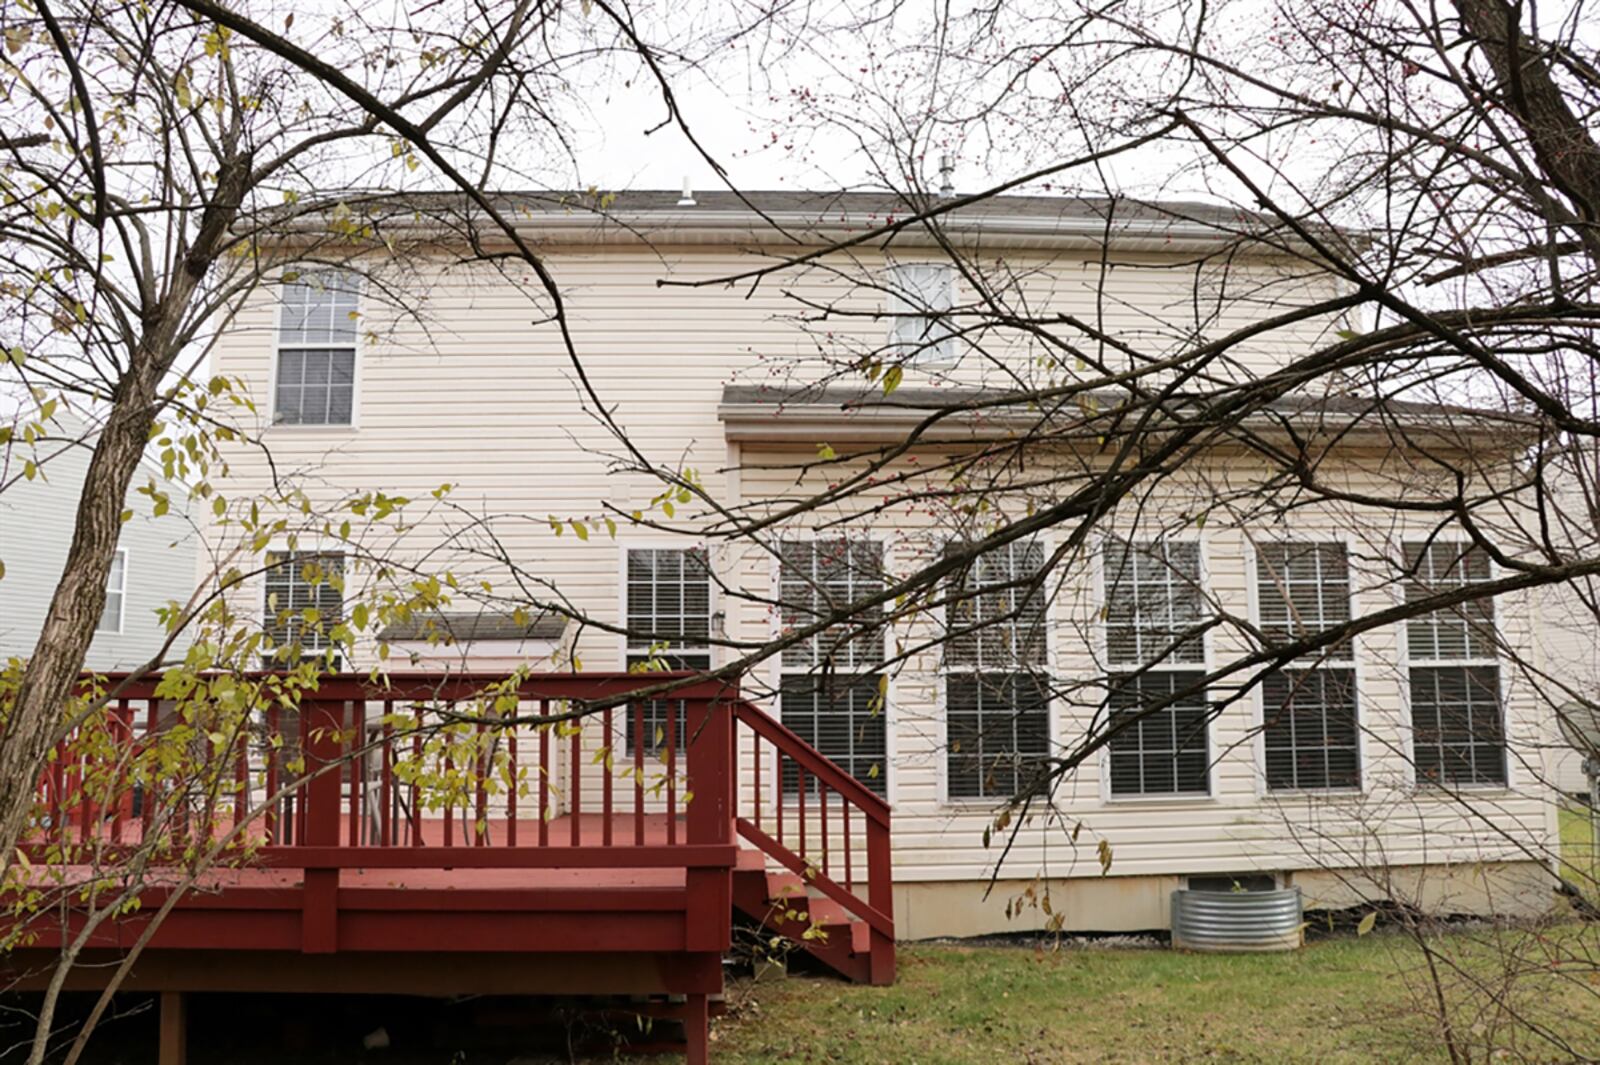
<box><xmin>0</xmin><ymin>409</ymin><xmax>196</xmax><ymax>671</ymax></box>
<box><xmin>202</xmin><ymin>190</ymin><xmax>1566</xmax><ymax>938</ymax></box>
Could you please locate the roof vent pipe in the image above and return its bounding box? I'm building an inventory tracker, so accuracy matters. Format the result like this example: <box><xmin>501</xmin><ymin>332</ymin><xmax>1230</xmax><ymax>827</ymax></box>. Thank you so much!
<box><xmin>938</xmin><ymin>154</ymin><xmax>955</xmax><ymax>198</ymax></box>
<box><xmin>676</xmin><ymin>177</ymin><xmax>697</xmax><ymax>207</ymax></box>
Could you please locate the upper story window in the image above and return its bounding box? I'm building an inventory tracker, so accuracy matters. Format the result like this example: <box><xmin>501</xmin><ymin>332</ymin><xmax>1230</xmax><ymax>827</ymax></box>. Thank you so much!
<box><xmin>887</xmin><ymin>262</ymin><xmax>957</xmax><ymax>369</ymax></box>
<box><xmin>1255</xmin><ymin>542</ymin><xmax>1360</xmax><ymax>790</ymax></box>
<box><xmin>264</xmin><ymin>551</ymin><xmax>344</xmax><ymax>665</ymax></box>
<box><xmin>778</xmin><ymin>539</ymin><xmax>887</xmax><ymax>795</ymax></box>
<box><xmin>1404</xmin><ymin>542</ymin><xmax>1505</xmax><ymax>787</ymax></box>
<box><xmin>1103</xmin><ymin>540</ymin><xmax>1209</xmax><ymax>797</ymax></box>
<box><xmin>275</xmin><ymin>272</ymin><xmax>359</xmax><ymax>426</ymax></box>
<box><xmin>625</xmin><ymin>547</ymin><xmax>713</xmax><ymax>754</ymax></box>
<box><xmin>944</xmin><ymin>540</ymin><xmax>1050</xmax><ymax>800</ymax></box>
<box><xmin>97</xmin><ymin>549</ymin><xmax>127</xmax><ymax>634</ymax></box>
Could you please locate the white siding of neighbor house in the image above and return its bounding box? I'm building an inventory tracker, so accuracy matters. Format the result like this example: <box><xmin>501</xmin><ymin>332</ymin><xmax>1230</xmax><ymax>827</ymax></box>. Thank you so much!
<box><xmin>0</xmin><ymin>412</ymin><xmax>196</xmax><ymax>671</ymax></box>
<box><xmin>201</xmin><ymin>239</ymin><xmax>1556</xmax><ymax>889</ymax></box>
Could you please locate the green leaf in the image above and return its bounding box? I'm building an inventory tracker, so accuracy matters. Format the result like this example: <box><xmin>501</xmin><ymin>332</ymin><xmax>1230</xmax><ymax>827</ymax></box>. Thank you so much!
<box><xmin>882</xmin><ymin>365</ymin><xmax>904</xmax><ymax>395</ymax></box>
<box><xmin>212</xmin><ymin>496</ymin><xmax>226</xmax><ymax>517</ymax></box>
<box><xmin>572</xmin><ymin>521</ymin><xmax>589</xmax><ymax>541</ymax></box>
<box><xmin>1356</xmin><ymin>911</ymin><xmax>1377</xmax><ymax>936</ymax></box>
<box><xmin>817</xmin><ymin>443</ymin><xmax>836</xmax><ymax>460</ymax></box>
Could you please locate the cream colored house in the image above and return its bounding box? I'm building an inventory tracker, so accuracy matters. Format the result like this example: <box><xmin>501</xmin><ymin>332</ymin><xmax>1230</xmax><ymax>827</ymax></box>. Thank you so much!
<box><xmin>205</xmin><ymin>191</ymin><xmax>1563</xmax><ymax>938</ymax></box>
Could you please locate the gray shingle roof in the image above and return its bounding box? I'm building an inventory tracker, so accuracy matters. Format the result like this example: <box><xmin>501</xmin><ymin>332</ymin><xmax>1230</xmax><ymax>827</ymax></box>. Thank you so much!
<box><xmin>379</xmin><ymin>610</ymin><xmax>567</xmax><ymax>643</ymax></box>
<box><xmin>499</xmin><ymin>189</ymin><xmax>1272</xmax><ymax>229</ymax></box>
<box><xmin>718</xmin><ymin>383</ymin><xmax>1530</xmax><ymax>427</ymax></box>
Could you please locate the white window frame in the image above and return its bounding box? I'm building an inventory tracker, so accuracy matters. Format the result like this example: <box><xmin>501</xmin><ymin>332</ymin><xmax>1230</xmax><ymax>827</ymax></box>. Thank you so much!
<box><xmin>97</xmin><ymin>548</ymin><xmax>128</xmax><ymax>635</ymax></box>
<box><xmin>1399</xmin><ymin>539</ymin><xmax>1508</xmax><ymax>790</ymax></box>
<box><xmin>618</xmin><ymin>541</ymin><xmax>718</xmax><ymax>754</ymax></box>
<box><xmin>262</xmin><ymin>546</ymin><xmax>347</xmax><ymax>665</ymax></box>
<box><xmin>1248</xmin><ymin>536</ymin><xmax>1366</xmax><ymax>795</ymax></box>
<box><xmin>886</xmin><ymin>261</ymin><xmax>959</xmax><ymax>369</ymax></box>
<box><xmin>1095</xmin><ymin>535</ymin><xmax>1214</xmax><ymax>803</ymax></box>
<box><xmin>771</xmin><ymin>536</ymin><xmax>893</xmax><ymax>799</ymax></box>
<box><xmin>937</xmin><ymin>537</ymin><xmax>1055</xmax><ymax>805</ymax></box>
<box><xmin>269</xmin><ymin>270</ymin><xmax>362</xmax><ymax>429</ymax></box>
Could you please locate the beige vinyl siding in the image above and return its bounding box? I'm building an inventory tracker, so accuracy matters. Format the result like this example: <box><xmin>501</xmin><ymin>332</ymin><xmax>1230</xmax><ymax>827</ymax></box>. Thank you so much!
<box><xmin>203</xmin><ymin>242</ymin><xmax>1549</xmax><ymax>887</ymax></box>
<box><xmin>730</xmin><ymin>445</ymin><xmax>1550</xmax><ymax>883</ymax></box>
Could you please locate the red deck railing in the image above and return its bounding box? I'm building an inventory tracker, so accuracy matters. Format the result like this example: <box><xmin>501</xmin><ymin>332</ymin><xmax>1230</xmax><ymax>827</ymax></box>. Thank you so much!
<box><xmin>733</xmin><ymin>701</ymin><xmax>894</xmax><ymax>983</ymax></box>
<box><xmin>25</xmin><ymin>669</ymin><xmax>893</xmax><ymax>969</ymax></box>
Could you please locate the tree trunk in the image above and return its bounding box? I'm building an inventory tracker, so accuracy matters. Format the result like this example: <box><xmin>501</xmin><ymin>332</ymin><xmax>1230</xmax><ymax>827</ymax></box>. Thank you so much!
<box><xmin>0</xmin><ymin>151</ymin><xmax>252</xmax><ymax>884</ymax></box>
<box><xmin>1454</xmin><ymin>0</ymin><xmax>1600</xmax><ymax>263</ymax></box>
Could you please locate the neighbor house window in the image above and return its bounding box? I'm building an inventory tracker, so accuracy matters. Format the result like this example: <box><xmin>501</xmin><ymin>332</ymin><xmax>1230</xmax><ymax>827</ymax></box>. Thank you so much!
<box><xmin>625</xmin><ymin>547</ymin><xmax>712</xmax><ymax>753</ymax></box>
<box><xmin>1404</xmin><ymin>542</ymin><xmax>1505</xmax><ymax>786</ymax></box>
<box><xmin>778</xmin><ymin>540</ymin><xmax>887</xmax><ymax>794</ymax></box>
<box><xmin>98</xmin><ymin>549</ymin><xmax>127</xmax><ymax>634</ymax></box>
<box><xmin>945</xmin><ymin>541</ymin><xmax>1050</xmax><ymax>799</ymax></box>
<box><xmin>887</xmin><ymin>262</ymin><xmax>957</xmax><ymax>368</ymax></box>
<box><xmin>1255</xmin><ymin>542</ymin><xmax>1360</xmax><ymax>790</ymax></box>
<box><xmin>275</xmin><ymin>272</ymin><xmax>359</xmax><ymax>425</ymax></box>
<box><xmin>1103</xmin><ymin>539</ymin><xmax>1209</xmax><ymax>796</ymax></box>
<box><xmin>263</xmin><ymin>551</ymin><xmax>344</xmax><ymax>664</ymax></box>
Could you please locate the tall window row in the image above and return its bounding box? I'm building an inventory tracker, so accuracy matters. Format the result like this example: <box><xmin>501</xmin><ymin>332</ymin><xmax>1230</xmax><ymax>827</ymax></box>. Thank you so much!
<box><xmin>269</xmin><ymin>540</ymin><xmax>1508</xmax><ymax>799</ymax></box>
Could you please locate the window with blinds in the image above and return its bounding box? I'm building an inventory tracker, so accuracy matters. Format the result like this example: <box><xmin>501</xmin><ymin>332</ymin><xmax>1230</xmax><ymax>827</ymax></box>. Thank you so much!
<box><xmin>1103</xmin><ymin>540</ymin><xmax>1209</xmax><ymax>796</ymax></box>
<box><xmin>263</xmin><ymin>551</ymin><xmax>344</xmax><ymax>665</ymax></box>
<box><xmin>625</xmin><ymin>547</ymin><xmax>712</xmax><ymax>754</ymax></box>
<box><xmin>944</xmin><ymin>541</ymin><xmax>1051</xmax><ymax>799</ymax></box>
<box><xmin>1255</xmin><ymin>542</ymin><xmax>1359</xmax><ymax>790</ymax></box>
<box><xmin>275</xmin><ymin>272</ymin><xmax>359</xmax><ymax>425</ymax></box>
<box><xmin>1404</xmin><ymin>542</ymin><xmax>1505</xmax><ymax>786</ymax></box>
<box><xmin>778</xmin><ymin>539</ymin><xmax>887</xmax><ymax>795</ymax></box>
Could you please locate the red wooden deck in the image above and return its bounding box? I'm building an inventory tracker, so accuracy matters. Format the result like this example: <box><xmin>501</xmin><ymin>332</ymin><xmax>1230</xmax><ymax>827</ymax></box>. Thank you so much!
<box><xmin>7</xmin><ymin>671</ymin><xmax>895</xmax><ymax>1064</ymax></box>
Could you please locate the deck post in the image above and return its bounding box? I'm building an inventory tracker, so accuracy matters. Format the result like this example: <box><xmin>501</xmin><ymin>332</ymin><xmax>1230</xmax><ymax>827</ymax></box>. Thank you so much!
<box><xmin>682</xmin><ymin>993</ymin><xmax>709</xmax><ymax>1065</ymax></box>
<box><xmin>158</xmin><ymin>991</ymin><xmax>186</xmax><ymax>1065</ymax></box>
<box><xmin>300</xmin><ymin>699</ymin><xmax>345</xmax><ymax>954</ymax></box>
<box><xmin>683</xmin><ymin>694</ymin><xmax>734</xmax><ymax>953</ymax></box>
<box><xmin>866</xmin><ymin>815</ymin><xmax>895</xmax><ymax>985</ymax></box>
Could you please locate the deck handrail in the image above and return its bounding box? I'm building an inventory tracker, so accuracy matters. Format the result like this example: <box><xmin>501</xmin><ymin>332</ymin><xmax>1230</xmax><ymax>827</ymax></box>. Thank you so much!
<box><xmin>31</xmin><ymin>669</ymin><xmax>893</xmax><ymax>979</ymax></box>
<box><xmin>729</xmin><ymin>695</ymin><xmax>895</xmax><ymax>982</ymax></box>
<box><xmin>731</xmin><ymin>698</ymin><xmax>891</xmax><ymax>825</ymax></box>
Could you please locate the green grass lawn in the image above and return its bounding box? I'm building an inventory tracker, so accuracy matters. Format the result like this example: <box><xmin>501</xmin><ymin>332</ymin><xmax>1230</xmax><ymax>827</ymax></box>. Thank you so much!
<box><xmin>1562</xmin><ymin>799</ymin><xmax>1598</xmax><ymax>888</ymax></box>
<box><xmin>715</xmin><ymin>805</ymin><xmax>1600</xmax><ymax>1063</ymax></box>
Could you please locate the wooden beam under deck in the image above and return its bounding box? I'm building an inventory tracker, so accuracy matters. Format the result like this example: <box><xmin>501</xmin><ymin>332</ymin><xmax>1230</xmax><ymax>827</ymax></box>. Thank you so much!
<box><xmin>3</xmin><ymin>949</ymin><xmax>725</xmax><ymax>997</ymax></box>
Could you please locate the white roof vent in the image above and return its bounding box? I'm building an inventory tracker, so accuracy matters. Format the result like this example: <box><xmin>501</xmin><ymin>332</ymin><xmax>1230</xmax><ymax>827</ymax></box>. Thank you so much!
<box><xmin>676</xmin><ymin>177</ymin><xmax>697</xmax><ymax>207</ymax></box>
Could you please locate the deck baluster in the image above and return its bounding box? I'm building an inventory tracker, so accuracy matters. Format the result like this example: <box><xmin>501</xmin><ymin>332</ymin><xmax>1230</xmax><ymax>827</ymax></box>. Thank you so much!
<box><xmin>602</xmin><ymin>708</ymin><xmax>614</xmax><ymax>846</ymax></box>
<box><xmin>537</xmin><ymin>702</ymin><xmax>550</xmax><ymax>847</ymax></box>
<box><xmin>380</xmin><ymin>709</ymin><xmax>394</xmax><ymax>847</ymax></box>
<box><xmin>633</xmin><ymin>701</ymin><xmax>645</xmax><ymax>846</ymax></box>
<box><xmin>570</xmin><ymin>705</ymin><xmax>582</xmax><ymax>846</ymax></box>
<box><xmin>665</xmin><ymin>699</ymin><xmax>678</xmax><ymax>846</ymax></box>
<box><xmin>506</xmin><ymin>725</ymin><xmax>518</xmax><ymax>846</ymax></box>
<box><xmin>474</xmin><ymin>720</ymin><xmax>488</xmax><ymax>847</ymax></box>
<box><xmin>410</xmin><ymin>705</ymin><xmax>424</xmax><ymax>846</ymax></box>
